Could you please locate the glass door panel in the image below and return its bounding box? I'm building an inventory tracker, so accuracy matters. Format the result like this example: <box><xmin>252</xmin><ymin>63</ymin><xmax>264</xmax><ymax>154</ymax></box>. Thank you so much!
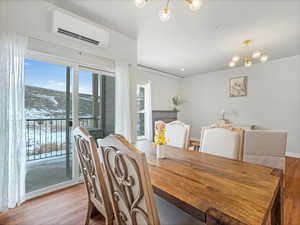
<box><xmin>25</xmin><ymin>59</ymin><xmax>72</xmax><ymax>193</ymax></box>
<box><xmin>137</xmin><ymin>85</ymin><xmax>145</xmax><ymax>138</ymax></box>
<box><xmin>78</xmin><ymin>70</ymin><xmax>103</xmax><ymax>138</ymax></box>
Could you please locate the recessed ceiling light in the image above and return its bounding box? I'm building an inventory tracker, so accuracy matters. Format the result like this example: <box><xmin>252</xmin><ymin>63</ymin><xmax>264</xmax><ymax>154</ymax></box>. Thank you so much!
<box><xmin>181</xmin><ymin>68</ymin><xmax>185</xmax><ymax>71</ymax></box>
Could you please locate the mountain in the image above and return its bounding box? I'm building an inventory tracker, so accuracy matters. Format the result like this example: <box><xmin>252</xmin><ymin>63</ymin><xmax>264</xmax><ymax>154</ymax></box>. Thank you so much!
<box><xmin>25</xmin><ymin>85</ymin><xmax>94</xmax><ymax>119</ymax></box>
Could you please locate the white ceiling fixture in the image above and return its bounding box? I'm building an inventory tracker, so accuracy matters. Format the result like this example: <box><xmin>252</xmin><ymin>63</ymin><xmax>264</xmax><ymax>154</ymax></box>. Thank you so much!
<box><xmin>134</xmin><ymin>0</ymin><xmax>203</xmax><ymax>22</ymax></box>
<box><xmin>52</xmin><ymin>10</ymin><xmax>109</xmax><ymax>48</ymax></box>
<box><xmin>228</xmin><ymin>40</ymin><xmax>269</xmax><ymax>68</ymax></box>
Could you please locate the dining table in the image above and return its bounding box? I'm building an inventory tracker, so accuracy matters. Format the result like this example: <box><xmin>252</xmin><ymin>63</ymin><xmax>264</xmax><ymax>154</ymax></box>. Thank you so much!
<box><xmin>135</xmin><ymin>141</ymin><xmax>284</xmax><ymax>225</ymax></box>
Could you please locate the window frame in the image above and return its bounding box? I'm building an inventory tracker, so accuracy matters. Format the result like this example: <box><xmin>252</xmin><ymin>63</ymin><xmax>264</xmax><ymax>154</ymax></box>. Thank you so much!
<box><xmin>24</xmin><ymin>50</ymin><xmax>115</xmax><ymax>199</ymax></box>
<box><xmin>136</xmin><ymin>84</ymin><xmax>146</xmax><ymax>140</ymax></box>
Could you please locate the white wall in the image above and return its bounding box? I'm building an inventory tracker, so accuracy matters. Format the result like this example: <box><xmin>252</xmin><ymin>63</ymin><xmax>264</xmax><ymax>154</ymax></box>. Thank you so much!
<box><xmin>179</xmin><ymin>55</ymin><xmax>300</xmax><ymax>156</ymax></box>
<box><xmin>136</xmin><ymin>67</ymin><xmax>181</xmax><ymax>111</ymax></box>
<box><xmin>0</xmin><ymin>0</ymin><xmax>137</xmax><ymax>66</ymax></box>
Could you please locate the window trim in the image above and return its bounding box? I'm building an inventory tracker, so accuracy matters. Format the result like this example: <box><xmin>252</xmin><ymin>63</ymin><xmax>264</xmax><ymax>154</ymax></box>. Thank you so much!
<box><xmin>26</xmin><ymin>50</ymin><xmax>115</xmax><ymax>77</ymax></box>
<box><xmin>136</xmin><ymin>84</ymin><xmax>146</xmax><ymax>139</ymax></box>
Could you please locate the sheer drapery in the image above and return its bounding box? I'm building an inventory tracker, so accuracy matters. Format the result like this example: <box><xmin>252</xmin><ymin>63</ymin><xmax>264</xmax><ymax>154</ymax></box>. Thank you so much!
<box><xmin>115</xmin><ymin>61</ymin><xmax>132</xmax><ymax>143</ymax></box>
<box><xmin>0</xmin><ymin>33</ymin><xmax>28</xmax><ymax>212</ymax></box>
<box><xmin>144</xmin><ymin>81</ymin><xmax>153</xmax><ymax>141</ymax></box>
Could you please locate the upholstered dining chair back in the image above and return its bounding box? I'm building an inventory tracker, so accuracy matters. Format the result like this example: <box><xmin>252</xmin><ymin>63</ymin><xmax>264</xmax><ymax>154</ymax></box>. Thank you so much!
<box><xmin>165</xmin><ymin>121</ymin><xmax>191</xmax><ymax>149</ymax></box>
<box><xmin>99</xmin><ymin>134</ymin><xmax>160</xmax><ymax>225</ymax></box>
<box><xmin>200</xmin><ymin>126</ymin><xmax>244</xmax><ymax>160</ymax></box>
<box><xmin>243</xmin><ymin>130</ymin><xmax>287</xmax><ymax>170</ymax></box>
<box><xmin>73</xmin><ymin>127</ymin><xmax>113</xmax><ymax>225</ymax></box>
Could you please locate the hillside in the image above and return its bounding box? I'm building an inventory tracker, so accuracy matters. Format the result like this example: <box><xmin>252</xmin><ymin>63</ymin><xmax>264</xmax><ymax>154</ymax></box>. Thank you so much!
<box><xmin>25</xmin><ymin>85</ymin><xmax>94</xmax><ymax>119</ymax></box>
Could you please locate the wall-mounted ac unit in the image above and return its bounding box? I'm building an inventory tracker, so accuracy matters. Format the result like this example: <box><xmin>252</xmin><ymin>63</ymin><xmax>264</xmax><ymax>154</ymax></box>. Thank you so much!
<box><xmin>52</xmin><ymin>11</ymin><xmax>109</xmax><ymax>48</ymax></box>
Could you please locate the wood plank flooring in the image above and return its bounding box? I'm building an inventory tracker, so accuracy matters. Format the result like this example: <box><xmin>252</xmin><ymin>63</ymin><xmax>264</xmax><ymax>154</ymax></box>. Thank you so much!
<box><xmin>0</xmin><ymin>157</ymin><xmax>299</xmax><ymax>225</ymax></box>
<box><xmin>285</xmin><ymin>157</ymin><xmax>300</xmax><ymax>225</ymax></box>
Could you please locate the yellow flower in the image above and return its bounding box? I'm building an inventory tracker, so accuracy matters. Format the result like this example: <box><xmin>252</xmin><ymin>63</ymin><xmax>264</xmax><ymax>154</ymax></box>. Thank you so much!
<box><xmin>154</xmin><ymin>128</ymin><xmax>167</xmax><ymax>145</ymax></box>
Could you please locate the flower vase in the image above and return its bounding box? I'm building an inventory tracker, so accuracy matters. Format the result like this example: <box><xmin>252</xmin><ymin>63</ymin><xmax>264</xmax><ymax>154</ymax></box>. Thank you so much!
<box><xmin>156</xmin><ymin>145</ymin><xmax>165</xmax><ymax>159</ymax></box>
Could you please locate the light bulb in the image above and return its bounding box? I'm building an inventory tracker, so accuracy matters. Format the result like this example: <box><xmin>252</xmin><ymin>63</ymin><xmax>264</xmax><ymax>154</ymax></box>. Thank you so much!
<box><xmin>232</xmin><ymin>55</ymin><xmax>240</xmax><ymax>63</ymax></box>
<box><xmin>229</xmin><ymin>61</ymin><xmax>236</xmax><ymax>68</ymax></box>
<box><xmin>134</xmin><ymin>0</ymin><xmax>146</xmax><ymax>8</ymax></box>
<box><xmin>244</xmin><ymin>59</ymin><xmax>252</xmax><ymax>67</ymax></box>
<box><xmin>189</xmin><ymin>0</ymin><xmax>203</xmax><ymax>11</ymax></box>
<box><xmin>159</xmin><ymin>7</ymin><xmax>171</xmax><ymax>22</ymax></box>
<box><xmin>260</xmin><ymin>54</ymin><xmax>268</xmax><ymax>63</ymax></box>
<box><xmin>252</xmin><ymin>50</ymin><xmax>262</xmax><ymax>59</ymax></box>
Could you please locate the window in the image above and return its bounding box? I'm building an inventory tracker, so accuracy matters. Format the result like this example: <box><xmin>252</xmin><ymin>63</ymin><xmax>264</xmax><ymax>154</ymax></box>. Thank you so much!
<box><xmin>136</xmin><ymin>84</ymin><xmax>146</xmax><ymax>138</ymax></box>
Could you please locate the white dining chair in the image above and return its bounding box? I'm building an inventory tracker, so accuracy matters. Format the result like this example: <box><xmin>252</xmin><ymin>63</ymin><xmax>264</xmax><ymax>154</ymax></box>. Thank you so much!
<box><xmin>165</xmin><ymin>120</ymin><xmax>191</xmax><ymax>149</ymax></box>
<box><xmin>200</xmin><ymin>124</ymin><xmax>244</xmax><ymax>160</ymax></box>
<box><xmin>243</xmin><ymin>130</ymin><xmax>287</xmax><ymax>171</ymax></box>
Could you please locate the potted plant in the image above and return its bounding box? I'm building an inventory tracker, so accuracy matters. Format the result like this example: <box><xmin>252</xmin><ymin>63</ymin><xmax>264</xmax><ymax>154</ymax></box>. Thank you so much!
<box><xmin>172</xmin><ymin>96</ymin><xmax>184</xmax><ymax>112</ymax></box>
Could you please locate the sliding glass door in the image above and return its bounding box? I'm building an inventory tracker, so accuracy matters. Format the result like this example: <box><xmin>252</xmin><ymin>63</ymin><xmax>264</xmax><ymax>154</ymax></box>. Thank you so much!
<box><xmin>24</xmin><ymin>54</ymin><xmax>115</xmax><ymax>196</ymax></box>
<box><xmin>76</xmin><ymin>69</ymin><xmax>115</xmax><ymax>139</ymax></box>
<box><xmin>78</xmin><ymin>70</ymin><xmax>102</xmax><ymax>134</ymax></box>
<box><xmin>25</xmin><ymin>59</ymin><xmax>73</xmax><ymax>193</ymax></box>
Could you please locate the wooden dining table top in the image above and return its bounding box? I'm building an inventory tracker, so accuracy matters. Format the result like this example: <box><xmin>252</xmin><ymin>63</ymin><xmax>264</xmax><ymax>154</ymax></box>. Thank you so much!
<box><xmin>135</xmin><ymin>141</ymin><xmax>283</xmax><ymax>225</ymax></box>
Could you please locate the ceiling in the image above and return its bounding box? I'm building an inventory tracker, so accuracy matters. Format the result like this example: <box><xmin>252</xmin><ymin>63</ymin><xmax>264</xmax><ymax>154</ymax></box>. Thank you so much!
<box><xmin>47</xmin><ymin>0</ymin><xmax>300</xmax><ymax>77</ymax></box>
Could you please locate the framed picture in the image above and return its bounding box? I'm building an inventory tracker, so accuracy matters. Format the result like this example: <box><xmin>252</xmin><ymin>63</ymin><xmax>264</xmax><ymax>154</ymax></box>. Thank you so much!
<box><xmin>230</xmin><ymin>76</ymin><xmax>248</xmax><ymax>97</ymax></box>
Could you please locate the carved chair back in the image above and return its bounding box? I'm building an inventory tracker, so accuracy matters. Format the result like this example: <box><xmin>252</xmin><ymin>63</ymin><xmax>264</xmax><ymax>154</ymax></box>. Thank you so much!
<box><xmin>99</xmin><ymin>134</ymin><xmax>160</xmax><ymax>225</ymax></box>
<box><xmin>200</xmin><ymin>124</ymin><xmax>244</xmax><ymax>161</ymax></box>
<box><xmin>73</xmin><ymin>127</ymin><xmax>113</xmax><ymax>223</ymax></box>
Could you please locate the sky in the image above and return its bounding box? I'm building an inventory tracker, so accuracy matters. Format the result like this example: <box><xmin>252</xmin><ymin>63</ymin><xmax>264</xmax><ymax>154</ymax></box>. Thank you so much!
<box><xmin>25</xmin><ymin>59</ymin><xmax>93</xmax><ymax>94</ymax></box>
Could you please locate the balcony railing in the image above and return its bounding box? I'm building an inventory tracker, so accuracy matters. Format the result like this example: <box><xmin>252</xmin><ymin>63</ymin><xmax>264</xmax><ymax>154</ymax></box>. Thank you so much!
<box><xmin>26</xmin><ymin>117</ymin><xmax>100</xmax><ymax>161</ymax></box>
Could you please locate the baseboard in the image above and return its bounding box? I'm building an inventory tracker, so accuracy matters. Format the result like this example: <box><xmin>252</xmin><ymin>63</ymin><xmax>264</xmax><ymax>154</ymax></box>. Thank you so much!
<box><xmin>26</xmin><ymin>179</ymin><xmax>82</xmax><ymax>201</ymax></box>
<box><xmin>286</xmin><ymin>152</ymin><xmax>300</xmax><ymax>159</ymax></box>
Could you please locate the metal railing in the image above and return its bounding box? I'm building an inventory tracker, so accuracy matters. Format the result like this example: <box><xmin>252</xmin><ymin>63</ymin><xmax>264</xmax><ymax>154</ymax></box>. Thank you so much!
<box><xmin>26</xmin><ymin>117</ymin><xmax>99</xmax><ymax>161</ymax></box>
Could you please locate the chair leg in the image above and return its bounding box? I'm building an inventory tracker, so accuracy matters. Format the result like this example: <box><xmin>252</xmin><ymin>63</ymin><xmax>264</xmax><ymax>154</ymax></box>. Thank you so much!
<box><xmin>105</xmin><ymin>214</ymin><xmax>114</xmax><ymax>225</ymax></box>
<box><xmin>85</xmin><ymin>201</ymin><xmax>97</xmax><ymax>225</ymax></box>
<box><xmin>86</xmin><ymin>201</ymin><xmax>114</xmax><ymax>225</ymax></box>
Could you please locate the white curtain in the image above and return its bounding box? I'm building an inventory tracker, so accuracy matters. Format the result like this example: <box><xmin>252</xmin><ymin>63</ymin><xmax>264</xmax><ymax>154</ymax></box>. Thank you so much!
<box><xmin>144</xmin><ymin>81</ymin><xmax>153</xmax><ymax>141</ymax></box>
<box><xmin>0</xmin><ymin>33</ymin><xmax>28</xmax><ymax>212</ymax></box>
<box><xmin>115</xmin><ymin>61</ymin><xmax>132</xmax><ymax>143</ymax></box>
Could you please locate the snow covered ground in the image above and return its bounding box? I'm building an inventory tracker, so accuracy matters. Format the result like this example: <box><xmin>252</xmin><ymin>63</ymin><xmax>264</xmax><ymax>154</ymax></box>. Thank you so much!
<box><xmin>25</xmin><ymin>85</ymin><xmax>94</xmax><ymax>160</ymax></box>
<box><xmin>26</xmin><ymin>124</ymin><xmax>67</xmax><ymax>160</ymax></box>
<box><xmin>25</xmin><ymin>117</ymin><xmax>93</xmax><ymax>160</ymax></box>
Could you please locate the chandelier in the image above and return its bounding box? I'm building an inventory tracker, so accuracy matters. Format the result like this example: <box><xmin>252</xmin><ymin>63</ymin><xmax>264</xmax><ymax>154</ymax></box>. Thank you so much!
<box><xmin>228</xmin><ymin>40</ymin><xmax>269</xmax><ymax>68</ymax></box>
<box><xmin>134</xmin><ymin>0</ymin><xmax>203</xmax><ymax>22</ymax></box>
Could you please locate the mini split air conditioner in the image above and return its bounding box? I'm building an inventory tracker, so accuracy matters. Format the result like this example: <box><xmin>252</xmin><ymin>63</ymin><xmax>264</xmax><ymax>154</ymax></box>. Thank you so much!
<box><xmin>52</xmin><ymin>11</ymin><xmax>110</xmax><ymax>48</ymax></box>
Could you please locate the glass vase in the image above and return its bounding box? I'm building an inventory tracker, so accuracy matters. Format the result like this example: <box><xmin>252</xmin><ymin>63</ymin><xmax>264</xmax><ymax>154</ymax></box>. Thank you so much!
<box><xmin>156</xmin><ymin>145</ymin><xmax>165</xmax><ymax>159</ymax></box>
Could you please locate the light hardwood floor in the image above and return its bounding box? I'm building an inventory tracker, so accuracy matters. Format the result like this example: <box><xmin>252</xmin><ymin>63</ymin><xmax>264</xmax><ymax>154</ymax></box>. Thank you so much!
<box><xmin>0</xmin><ymin>157</ymin><xmax>299</xmax><ymax>225</ymax></box>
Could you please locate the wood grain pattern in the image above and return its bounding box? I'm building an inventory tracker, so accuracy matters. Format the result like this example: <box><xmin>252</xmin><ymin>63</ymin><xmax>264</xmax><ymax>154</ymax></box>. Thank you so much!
<box><xmin>284</xmin><ymin>157</ymin><xmax>300</xmax><ymax>225</ymax></box>
<box><xmin>206</xmin><ymin>208</ymin><xmax>246</xmax><ymax>225</ymax></box>
<box><xmin>136</xmin><ymin>141</ymin><xmax>282</xmax><ymax>225</ymax></box>
<box><xmin>270</xmin><ymin>169</ymin><xmax>284</xmax><ymax>225</ymax></box>
<box><xmin>0</xmin><ymin>157</ymin><xmax>299</xmax><ymax>225</ymax></box>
